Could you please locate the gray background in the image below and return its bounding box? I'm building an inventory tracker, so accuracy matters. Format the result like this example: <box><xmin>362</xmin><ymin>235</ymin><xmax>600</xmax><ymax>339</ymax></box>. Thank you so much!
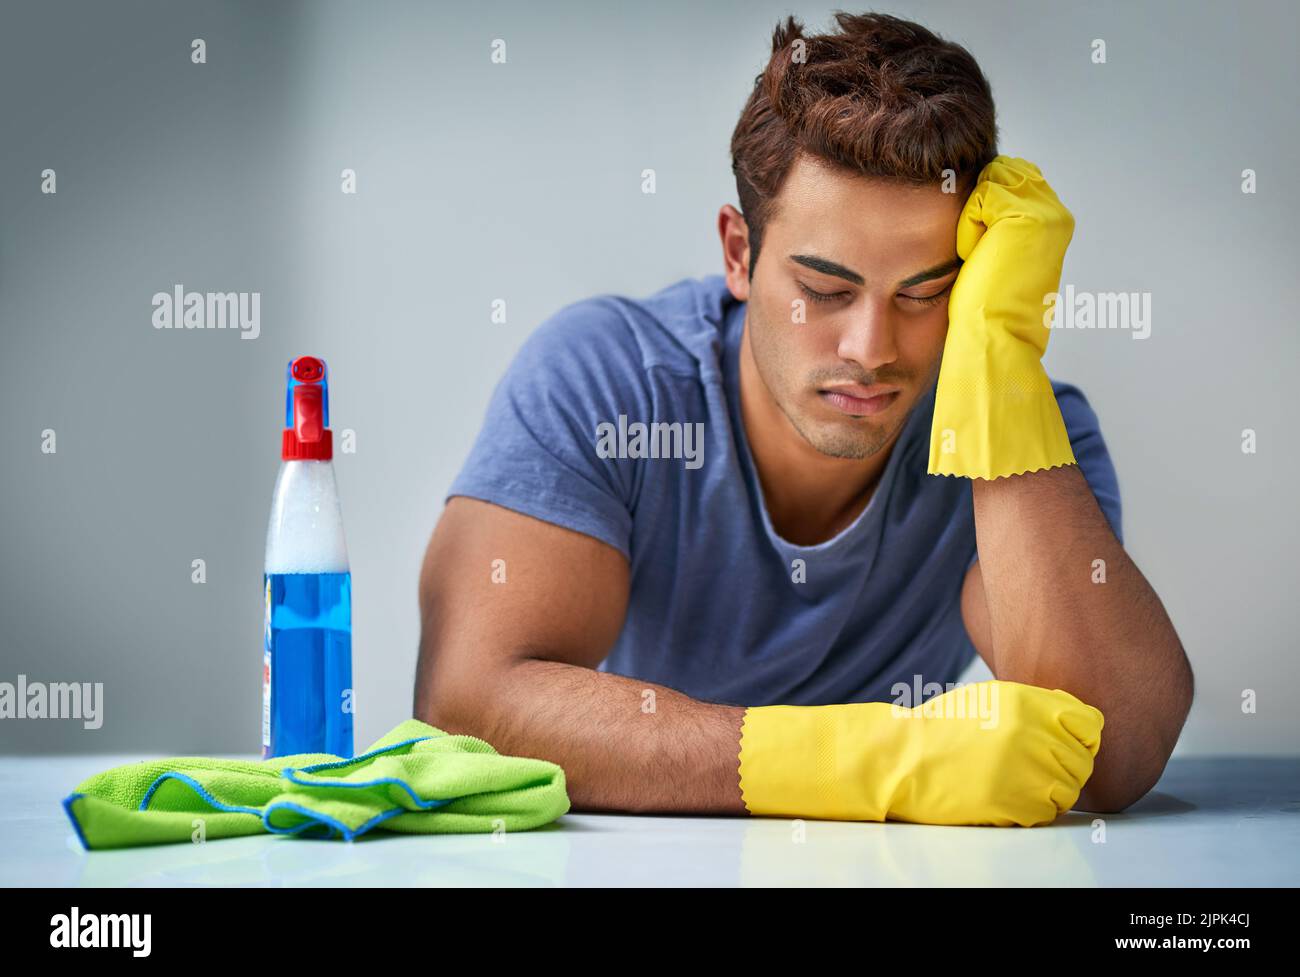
<box><xmin>1</xmin><ymin>0</ymin><xmax>1295</xmax><ymax>755</ymax></box>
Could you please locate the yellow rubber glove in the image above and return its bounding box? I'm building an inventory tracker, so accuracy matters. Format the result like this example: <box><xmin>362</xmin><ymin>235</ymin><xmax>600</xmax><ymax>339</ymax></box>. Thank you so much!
<box><xmin>738</xmin><ymin>679</ymin><xmax>1103</xmax><ymax>827</ymax></box>
<box><xmin>928</xmin><ymin>156</ymin><xmax>1077</xmax><ymax>479</ymax></box>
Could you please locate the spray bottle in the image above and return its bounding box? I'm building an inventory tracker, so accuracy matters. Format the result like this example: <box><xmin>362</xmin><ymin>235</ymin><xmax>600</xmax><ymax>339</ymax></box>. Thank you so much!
<box><xmin>262</xmin><ymin>355</ymin><xmax>353</xmax><ymax>758</ymax></box>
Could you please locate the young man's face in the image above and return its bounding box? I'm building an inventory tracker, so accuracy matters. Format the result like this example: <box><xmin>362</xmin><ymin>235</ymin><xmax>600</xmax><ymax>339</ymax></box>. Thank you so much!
<box><xmin>747</xmin><ymin>153</ymin><xmax>965</xmax><ymax>459</ymax></box>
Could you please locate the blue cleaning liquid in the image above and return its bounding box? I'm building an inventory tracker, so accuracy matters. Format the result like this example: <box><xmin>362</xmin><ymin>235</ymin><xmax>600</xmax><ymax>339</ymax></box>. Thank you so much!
<box><xmin>263</xmin><ymin>571</ymin><xmax>353</xmax><ymax>758</ymax></box>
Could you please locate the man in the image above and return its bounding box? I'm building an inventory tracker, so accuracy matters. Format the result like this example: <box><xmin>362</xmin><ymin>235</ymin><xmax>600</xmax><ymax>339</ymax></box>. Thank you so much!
<box><xmin>414</xmin><ymin>12</ymin><xmax>1191</xmax><ymax>825</ymax></box>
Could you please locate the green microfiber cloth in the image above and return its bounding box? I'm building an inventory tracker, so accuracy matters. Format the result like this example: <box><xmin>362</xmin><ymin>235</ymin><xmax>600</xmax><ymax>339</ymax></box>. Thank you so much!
<box><xmin>62</xmin><ymin>719</ymin><xmax>569</xmax><ymax>849</ymax></box>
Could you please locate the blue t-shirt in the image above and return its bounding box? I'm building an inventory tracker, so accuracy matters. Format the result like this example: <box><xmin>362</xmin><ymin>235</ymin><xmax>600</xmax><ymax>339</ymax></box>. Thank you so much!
<box><xmin>448</xmin><ymin>274</ymin><xmax>1123</xmax><ymax>707</ymax></box>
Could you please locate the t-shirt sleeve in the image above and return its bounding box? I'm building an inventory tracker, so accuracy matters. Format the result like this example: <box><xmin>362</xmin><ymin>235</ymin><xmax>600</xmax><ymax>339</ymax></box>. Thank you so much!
<box><xmin>445</xmin><ymin>297</ymin><xmax>648</xmax><ymax>561</ymax></box>
<box><xmin>966</xmin><ymin>379</ymin><xmax>1123</xmax><ymax>572</ymax></box>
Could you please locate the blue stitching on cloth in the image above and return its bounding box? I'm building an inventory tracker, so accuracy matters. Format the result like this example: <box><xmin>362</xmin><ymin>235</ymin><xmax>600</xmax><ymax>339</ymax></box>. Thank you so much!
<box><xmin>61</xmin><ymin>793</ymin><xmax>92</xmax><ymax>851</ymax></box>
<box><xmin>139</xmin><ymin>771</ymin><xmax>264</xmax><ymax>816</ymax></box>
<box><xmin>286</xmin><ymin>734</ymin><xmax>443</xmax><ymax>773</ymax></box>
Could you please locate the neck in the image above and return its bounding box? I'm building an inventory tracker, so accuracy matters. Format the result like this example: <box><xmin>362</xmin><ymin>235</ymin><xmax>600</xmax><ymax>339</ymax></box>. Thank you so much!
<box><xmin>737</xmin><ymin>316</ymin><xmax>901</xmax><ymax>546</ymax></box>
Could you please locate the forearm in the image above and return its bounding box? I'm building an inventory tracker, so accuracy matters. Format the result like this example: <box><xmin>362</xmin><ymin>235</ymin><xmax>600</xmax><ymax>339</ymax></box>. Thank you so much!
<box><xmin>418</xmin><ymin>653</ymin><xmax>748</xmax><ymax>816</ymax></box>
<box><xmin>971</xmin><ymin>464</ymin><xmax>1193</xmax><ymax>810</ymax></box>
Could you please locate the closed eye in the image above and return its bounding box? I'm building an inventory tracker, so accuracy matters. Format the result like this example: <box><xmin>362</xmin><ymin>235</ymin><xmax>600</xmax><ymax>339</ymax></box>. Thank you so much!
<box><xmin>900</xmin><ymin>281</ymin><xmax>955</xmax><ymax>307</ymax></box>
<box><xmin>797</xmin><ymin>282</ymin><xmax>850</xmax><ymax>304</ymax></box>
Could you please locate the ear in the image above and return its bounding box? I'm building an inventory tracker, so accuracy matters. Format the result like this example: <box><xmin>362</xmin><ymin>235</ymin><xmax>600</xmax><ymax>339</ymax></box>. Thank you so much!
<box><xmin>718</xmin><ymin>204</ymin><xmax>752</xmax><ymax>301</ymax></box>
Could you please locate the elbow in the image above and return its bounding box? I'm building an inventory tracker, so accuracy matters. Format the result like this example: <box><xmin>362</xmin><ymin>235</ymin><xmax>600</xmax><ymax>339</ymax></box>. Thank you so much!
<box><xmin>1076</xmin><ymin>775</ymin><xmax>1156</xmax><ymax>814</ymax></box>
<box><xmin>1087</xmin><ymin>638</ymin><xmax>1194</xmax><ymax>814</ymax></box>
<box><xmin>414</xmin><ymin>641</ymin><xmax>478</xmax><ymax>733</ymax></box>
<box><xmin>418</xmin><ymin>687</ymin><xmax>480</xmax><ymax>739</ymax></box>
<box><xmin>414</xmin><ymin>638</ymin><xmax>520</xmax><ymax>743</ymax></box>
<box><xmin>414</xmin><ymin>679</ymin><xmax>463</xmax><ymax>732</ymax></box>
<box><xmin>1078</xmin><ymin>724</ymin><xmax>1184</xmax><ymax>815</ymax></box>
<box><xmin>416</xmin><ymin>671</ymin><xmax>494</xmax><ymax>739</ymax></box>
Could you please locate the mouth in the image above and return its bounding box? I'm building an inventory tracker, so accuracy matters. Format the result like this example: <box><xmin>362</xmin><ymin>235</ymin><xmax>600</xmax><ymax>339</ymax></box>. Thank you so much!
<box><xmin>817</xmin><ymin>384</ymin><xmax>901</xmax><ymax>417</ymax></box>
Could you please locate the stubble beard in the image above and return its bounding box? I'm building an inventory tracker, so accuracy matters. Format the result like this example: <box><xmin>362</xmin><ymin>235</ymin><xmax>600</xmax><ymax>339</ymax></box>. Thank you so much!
<box><xmin>781</xmin><ymin>396</ymin><xmax>904</xmax><ymax>460</ymax></box>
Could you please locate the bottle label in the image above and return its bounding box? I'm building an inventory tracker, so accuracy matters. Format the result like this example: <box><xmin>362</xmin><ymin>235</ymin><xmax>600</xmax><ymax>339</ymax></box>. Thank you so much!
<box><xmin>261</xmin><ymin>576</ymin><xmax>272</xmax><ymax>755</ymax></box>
<box><xmin>259</xmin><ymin>570</ymin><xmax>353</xmax><ymax>759</ymax></box>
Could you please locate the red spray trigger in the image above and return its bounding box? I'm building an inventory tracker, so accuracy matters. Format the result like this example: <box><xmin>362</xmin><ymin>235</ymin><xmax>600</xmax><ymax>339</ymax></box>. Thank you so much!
<box><xmin>281</xmin><ymin>356</ymin><xmax>333</xmax><ymax>460</ymax></box>
<box><xmin>294</xmin><ymin>383</ymin><xmax>323</xmax><ymax>442</ymax></box>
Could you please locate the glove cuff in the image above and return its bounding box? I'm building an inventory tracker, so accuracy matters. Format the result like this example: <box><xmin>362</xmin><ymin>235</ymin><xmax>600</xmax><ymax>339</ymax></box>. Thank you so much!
<box><xmin>738</xmin><ymin>703</ymin><xmax>896</xmax><ymax>821</ymax></box>
<box><xmin>927</xmin><ymin>361</ymin><xmax>1076</xmax><ymax>479</ymax></box>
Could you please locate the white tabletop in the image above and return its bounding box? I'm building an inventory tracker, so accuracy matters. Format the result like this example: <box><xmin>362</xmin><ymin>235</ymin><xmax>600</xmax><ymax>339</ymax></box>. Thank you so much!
<box><xmin>2</xmin><ymin>755</ymin><xmax>1296</xmax><ymax>887</ymax></box>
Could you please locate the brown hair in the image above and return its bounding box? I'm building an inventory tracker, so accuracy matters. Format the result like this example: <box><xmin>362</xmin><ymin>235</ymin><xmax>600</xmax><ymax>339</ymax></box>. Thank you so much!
<box><xmin>730</xmin><ymin>11</ymin><xmax>999</xmax><ymax>277</ymax></box>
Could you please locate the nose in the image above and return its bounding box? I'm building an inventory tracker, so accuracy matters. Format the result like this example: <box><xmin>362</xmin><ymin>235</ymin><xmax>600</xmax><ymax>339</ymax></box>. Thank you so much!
<box><xmin>835</xmin><ymin>298</ymin><xmax>899</xmax><ymax>371</ymax></box>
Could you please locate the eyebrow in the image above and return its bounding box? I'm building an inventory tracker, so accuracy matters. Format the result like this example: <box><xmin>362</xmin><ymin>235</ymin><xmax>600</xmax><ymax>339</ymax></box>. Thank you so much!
<box><xmin>789</xmin><ymin>254</ymin><xmax>962</xmax><ymax>288</ymax></box>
